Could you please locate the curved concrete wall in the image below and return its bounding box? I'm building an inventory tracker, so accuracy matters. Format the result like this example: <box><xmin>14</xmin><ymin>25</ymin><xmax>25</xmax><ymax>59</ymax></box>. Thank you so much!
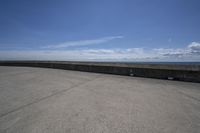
<box><xmin>0</xmin><ymin>61</ymin><xmax>200</xmax><ymax>83</ymax></box>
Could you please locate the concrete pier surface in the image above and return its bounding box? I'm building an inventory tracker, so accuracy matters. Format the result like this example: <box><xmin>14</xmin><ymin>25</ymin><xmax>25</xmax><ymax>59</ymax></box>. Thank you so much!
<box><xmin>0</xmin><ymin>66</ymin><xmax>200</xmax><ymax>133</ymax></box>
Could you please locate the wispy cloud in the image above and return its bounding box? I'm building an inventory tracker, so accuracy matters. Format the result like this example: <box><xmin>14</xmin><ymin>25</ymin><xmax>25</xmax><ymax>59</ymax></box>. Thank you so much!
<box><xmin>42</xmin><ymin>36</ymin><xmax>124</xmax><ymax>49</ymax></box>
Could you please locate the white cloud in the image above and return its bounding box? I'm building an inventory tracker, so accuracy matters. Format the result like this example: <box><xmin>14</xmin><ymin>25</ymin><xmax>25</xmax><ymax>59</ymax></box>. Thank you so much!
<box><xmin>153</xmin><ymin>42</ymin><xmax>200</xmax><ymax>60</ymax></box>
<box><xmin>153</xmin><ymin>48</ymin><xmax>190</xmax><ymax>57</ymax></box>
<box><xmin>1</xmin><ymin>42</ymin><xmax>200</xmax><ymax>61</ymax></box>
<box><xmin>188</xmin><ymin>42</ymin><xmax>200</xmax><ymax>53</ymax></box>
<box><xmin>0</xmin><ymin>48</ymin><xmax>154</xmax><ymax>61</ymax></box>
<box><xmin>154</xmin><ymin>42</ymin><xmax>200</xmax><ymax>56</ymax></box>
<box><xmin>42</xmin><ymin>36</ymin><xmax>124</xmax><ymax>49</ymax></box>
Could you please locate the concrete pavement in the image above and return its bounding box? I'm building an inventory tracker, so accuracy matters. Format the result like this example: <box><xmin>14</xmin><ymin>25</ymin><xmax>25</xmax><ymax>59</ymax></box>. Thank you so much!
<box><xmin>0</xmin><ymin>66</ymin><xmax>200</xmax><ymax>133</ymax></box>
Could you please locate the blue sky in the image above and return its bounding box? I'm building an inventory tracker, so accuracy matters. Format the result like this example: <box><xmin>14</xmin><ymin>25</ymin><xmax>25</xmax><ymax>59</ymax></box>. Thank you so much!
<box><xmin>0</xmin><ymin>0</ymin><xmax>200</xmax><ymax>61</ymax></box>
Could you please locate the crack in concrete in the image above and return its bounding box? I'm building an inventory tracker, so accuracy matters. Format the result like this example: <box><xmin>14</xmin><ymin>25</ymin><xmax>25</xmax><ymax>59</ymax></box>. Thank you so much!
<box><xmin>0</xmin><ymin>76</ymin><xmax>102</xmax><ymax>119</ymax></box>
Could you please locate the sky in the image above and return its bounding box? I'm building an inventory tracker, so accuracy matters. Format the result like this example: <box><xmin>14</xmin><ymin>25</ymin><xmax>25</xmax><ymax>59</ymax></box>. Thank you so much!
<box><xmin>0</xmin><ymin>0</ymin><xmax>200</xmax><ymax>61</ymax></box>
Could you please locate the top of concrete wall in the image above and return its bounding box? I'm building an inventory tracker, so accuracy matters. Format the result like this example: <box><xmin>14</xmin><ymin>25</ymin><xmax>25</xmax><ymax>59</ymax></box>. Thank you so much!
<box><xmin>0</xmin><ymin>61</ymin><xmax>200</xmax><ymax>71</ymax></box>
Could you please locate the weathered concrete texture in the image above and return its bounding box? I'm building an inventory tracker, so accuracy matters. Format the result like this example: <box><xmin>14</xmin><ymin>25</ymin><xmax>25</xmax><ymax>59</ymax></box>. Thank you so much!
<box><xmin>0</xmin><ymin>66</ymin><xmax>200</xmax><ymax>133</ymax></box>
<box><xmin>0</xmin><ymin>61</ymin><xmax>200</xmax><ymax>82</ymax></box>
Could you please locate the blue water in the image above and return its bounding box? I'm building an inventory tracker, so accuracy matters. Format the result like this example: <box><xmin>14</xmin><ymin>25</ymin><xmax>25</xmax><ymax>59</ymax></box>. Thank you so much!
<box><xmin>117</xmin><ymin>62</ymin><xmax>200</xmax><ymax>65</ymax></box>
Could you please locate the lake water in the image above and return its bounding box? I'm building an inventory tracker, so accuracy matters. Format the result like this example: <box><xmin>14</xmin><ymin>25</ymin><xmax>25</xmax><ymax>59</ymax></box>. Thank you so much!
<box><xmin>119</xmin><ymin>62</ymin><xmax>200</xmax><ymax>65</ymax></box>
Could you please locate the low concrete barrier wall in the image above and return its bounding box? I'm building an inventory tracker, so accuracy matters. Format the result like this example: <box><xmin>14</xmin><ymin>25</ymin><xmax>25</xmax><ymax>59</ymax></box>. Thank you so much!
<box><xmin>0</xmin><ymin>61</ymin><xmax>200</xmax><ymax>83</ymax></box>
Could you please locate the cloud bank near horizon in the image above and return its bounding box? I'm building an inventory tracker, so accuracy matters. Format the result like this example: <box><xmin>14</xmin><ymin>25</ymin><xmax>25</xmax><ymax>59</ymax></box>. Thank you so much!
<box><xmin>0</xmin><ymin>42</ymin><xmax>200</xmax><ymax>61</ymax></box>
